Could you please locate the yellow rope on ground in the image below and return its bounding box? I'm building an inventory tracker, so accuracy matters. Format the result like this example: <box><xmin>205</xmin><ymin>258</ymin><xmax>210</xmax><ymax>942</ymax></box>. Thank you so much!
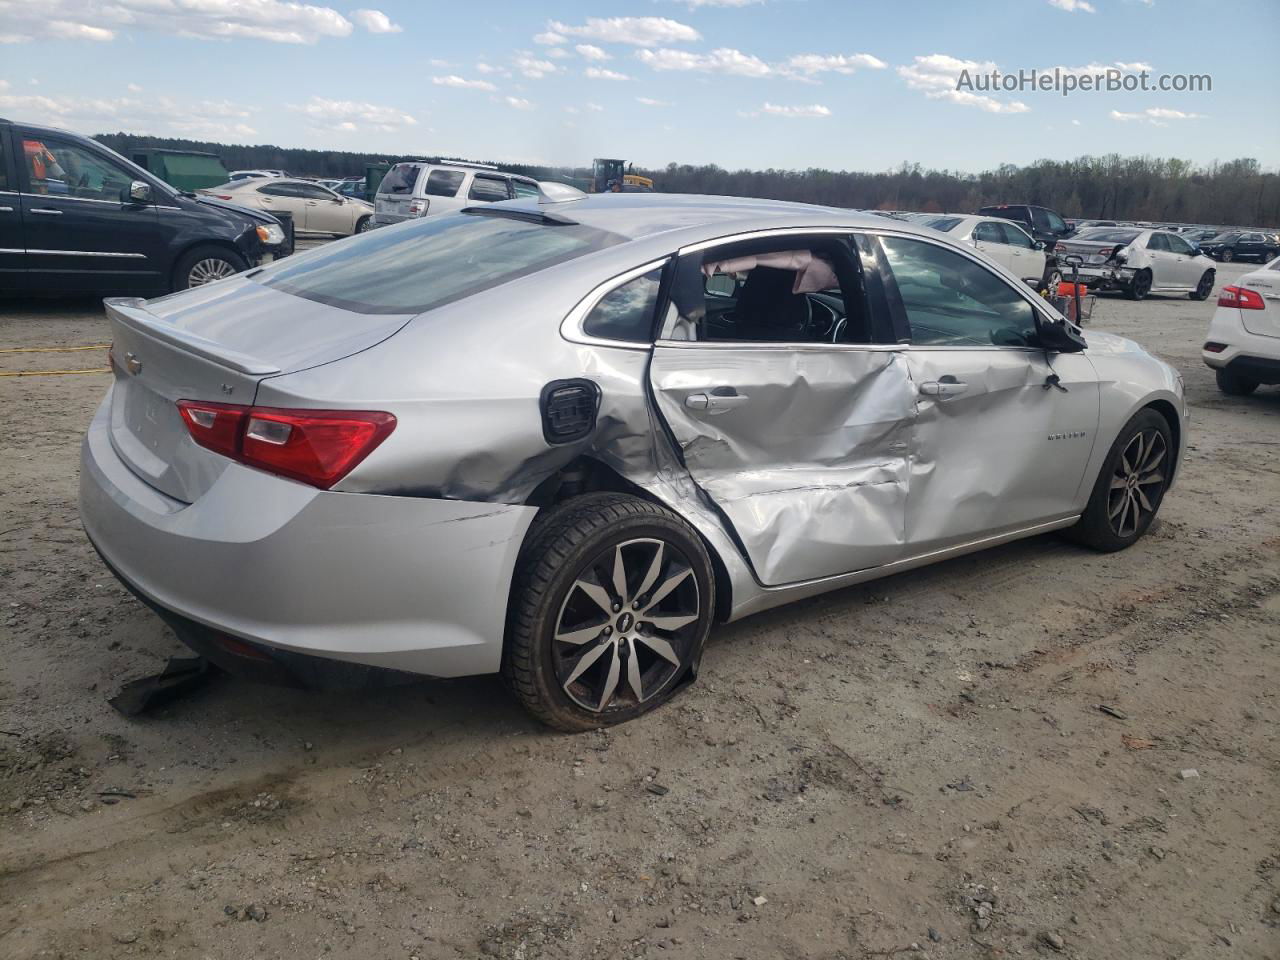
<box><xmin>0</xmin><ymin>368</ymin><xmax>112</xmax><ymax>377</ymax></box>
<box><xmin>0</xmin><ymin>344</ymin><xmax>111</xmax><ymax>354</ymax></box>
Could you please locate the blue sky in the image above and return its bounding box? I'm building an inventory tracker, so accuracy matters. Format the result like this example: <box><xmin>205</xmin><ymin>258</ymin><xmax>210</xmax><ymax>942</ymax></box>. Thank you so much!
<box><xmin>1</xmin><ymin>0</ymin><xmax>1276</xmax><ymax>172</ymax></box>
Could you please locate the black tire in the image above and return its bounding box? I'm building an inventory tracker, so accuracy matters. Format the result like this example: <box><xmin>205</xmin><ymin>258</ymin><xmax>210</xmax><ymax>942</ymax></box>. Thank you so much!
<box><xmin>354</xmin><ymin>215</ymin><xmax>373</xmax><ymax>234</ymax></box>
<box><xmin>1064</xmin><ymin>408</ymin><xmax>1173</xmax><ymax>552</ymax></box>
<box><xmin>1216</xmin><ymin>368</ymin><xmax>1259</xmax><ymax>396</ymax></box>
<box><xmin>1220</xmin><ymin>248</ymin><xmax>1234</xmax><ymax>263</ymax></box>
<box><xmin>1125</xmin><ymin>269</ymin><xmax>1152</xmax><ymax>300</ymax></box>
<box><xmin>1189</xmin><ymin>270</ymin><xmax>1215</xmax><ymax>301</ymax></box>
<box><xmin>503</xmin><ymin>493</ymin><xmax>715</xmax><ymax>732</ymax></box>
<box><xmin>172</xmin><ymin>245</ymin><xmax>248</xmax><ymax>292</ymax></box>
<box><xmin>1042</xmin><ymin>267</ymin><xmax>1063</xmax><ymax>296</ymax></box>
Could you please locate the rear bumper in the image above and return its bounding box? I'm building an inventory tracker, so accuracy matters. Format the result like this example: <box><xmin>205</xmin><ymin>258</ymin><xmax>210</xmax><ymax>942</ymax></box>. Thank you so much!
<box><xmin>1202</xmin><ymin>308</ymin><xmax>1280</xmax><ymax>380</ymax></box>
<box><xmin>1071</xmin><ymin>264</ymin><xmax>1135</xmax><ymax>290</ymax></box>
<box><xmin>80</xmin><ymin>396</ymin><xmax>537</xmax><ymax>679</ymax></box>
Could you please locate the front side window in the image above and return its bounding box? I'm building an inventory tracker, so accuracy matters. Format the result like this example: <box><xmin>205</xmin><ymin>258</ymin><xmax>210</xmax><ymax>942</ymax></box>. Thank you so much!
<box><xmin>1046</xmin><ymin>210</ymin><xmax>1068</xmax><ymax>233</ymax></box>
<box><xmin>424</xmin><ymin>169</ymin><xmax>465</xmax><ymax>197</ymax></box>
<box><xmin>1031</xmin><ymin>207</ymin><xmax>1052</xmax><ymax>230</ymax></box>
<box><xmin>1167</xmin><ymin>234</ymin><xmax>1194</xmax><ymax>255</ymax></box>
<box><xmin>582</xmin><ymin>268</ymin><xmax>663</xmax><ymax>342</ymax></box>
<box><xmin>22</xmin><ymin>135</ymin><xmax>133</xmax><ymax>201</ymax></box>
<box><xmin>999</xmin><ymin>223</ymin><xmax>1034</xmax><ymax>248</ymax></box>
<box><xmin>468</xmin><ymin>175</ymin><xmax>511</xmax><ymax>202</ymax></box>
<box><xmin>878</xmin><ymin>235</ymin><xmax>1039</xmax><ymax>348</ymax></box>
<box><xmin>295</xmin><ymin>183</ymin><xmax>334</xmax><ymax>200</ymax></box>
<box><xmin>258</xmin><ymin>210</ymin><xmax>625</xmax><ymax>314</ymax></box>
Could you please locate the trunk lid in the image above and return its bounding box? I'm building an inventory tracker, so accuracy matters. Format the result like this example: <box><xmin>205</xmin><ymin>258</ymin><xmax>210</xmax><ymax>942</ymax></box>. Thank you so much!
<box><xmin>1240</xmin><ymin>269</ymin><xmax>1280</xmax><ymax>338</ymax></box>
<box><xmin>1054</xmin><ymin>238</ymin><xmax>1127</xmax><ymax>266</ymax></box>
<box><xmin>105</xmin><ymin>277</ymin><xmax>413</xmax><ymax>503</ymax></box>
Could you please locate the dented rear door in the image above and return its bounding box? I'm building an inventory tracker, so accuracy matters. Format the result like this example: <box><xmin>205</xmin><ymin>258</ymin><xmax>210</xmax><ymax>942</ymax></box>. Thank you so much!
<box><xmin>649</xmin><ymin>342</ymin><xmax>915</xmax><ymax>586</ymax></box>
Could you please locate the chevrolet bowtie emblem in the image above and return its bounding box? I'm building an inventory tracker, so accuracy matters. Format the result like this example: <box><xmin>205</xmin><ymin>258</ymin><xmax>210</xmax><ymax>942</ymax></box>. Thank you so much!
<box><xmin>125</xmin><ymin>352</ymin><xmax>143</xmax><ymax>376</ymax></box>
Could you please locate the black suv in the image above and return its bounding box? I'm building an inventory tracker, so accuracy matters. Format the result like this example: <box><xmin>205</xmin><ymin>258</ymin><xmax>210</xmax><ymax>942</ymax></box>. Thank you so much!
<box><xmin>1198</xmin><ymin>231</ymin><xmax>1279</xmax><ymax>264</ymax></box>
<box><xmin>0</xmin><ymin>118</ymin><xmax>285</xmax><ymax>295</ymax></box>
<box><xmin>977</xmin><ymin>203</ymin><xmax>1074</xmax><ymax>247</ymax></box>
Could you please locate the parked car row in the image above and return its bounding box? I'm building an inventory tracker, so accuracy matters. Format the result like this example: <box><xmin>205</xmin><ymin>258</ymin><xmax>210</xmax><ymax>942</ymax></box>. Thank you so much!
<box><xmin>198</xmin><ymin>177</ymin><xmax>374</xmax><ymax>238</ymax></box>
<box><xmin>372</xmin><ymin>159</ymin><xmax>541</xmax><ymax>227</ymax></box>
<box><xmin>0</xmin><ymin>117</ymin><xmax>285</xmax><ymax>294</ymax></box>
<box><xmin>1054</xmin><ymin>227</ymin><xmax>1218</xmax><ymax>301</ymax></box>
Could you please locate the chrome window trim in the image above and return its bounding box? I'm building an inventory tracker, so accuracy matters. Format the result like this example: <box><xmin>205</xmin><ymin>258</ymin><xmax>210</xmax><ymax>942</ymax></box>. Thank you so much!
<box><xmin>559</xmin><ymin>257</ymin><xmax>670</xmax><ymax>352</ymax></box>
<box><xmin>653</xmin><ymin>339</ymin><xmax>907</xmax><ymax>353</ymax></box>
<box><xmin>0</xmin><ymin>248</ymin><xmax>24</xmax><ymax>254</ymax></box>
<box><xmin>26</xmin><ymin>248</ymin><xmax>147</xmax><ymax>259</ymax></box>
<box><xmin>15</xmin><ymin>191</ymin><xmax>151</xmax><ymax>208</ymax></box>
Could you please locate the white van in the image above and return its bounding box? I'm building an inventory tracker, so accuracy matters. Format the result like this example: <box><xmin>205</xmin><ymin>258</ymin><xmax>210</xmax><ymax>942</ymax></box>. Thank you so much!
<box><xmin>373</xmin><ymin>160</ymin><xmax>540</xmax><ymax>226</ymax></box>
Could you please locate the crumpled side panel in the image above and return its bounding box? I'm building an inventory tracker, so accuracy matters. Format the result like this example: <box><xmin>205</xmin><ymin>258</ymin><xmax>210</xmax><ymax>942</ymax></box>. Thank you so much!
<box><xmin>649</xmin><ymin>346</ymin><xmax>915</xmax><ymax>586</ymax></box>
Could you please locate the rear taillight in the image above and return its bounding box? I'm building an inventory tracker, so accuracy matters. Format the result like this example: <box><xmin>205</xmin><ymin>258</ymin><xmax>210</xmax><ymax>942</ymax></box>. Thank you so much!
<box><xmin>176</xmin><ymin>400</ymin><xmax>395</xmax><ymax>489</ymax></box>
<box><xmin>407</xmin><ymin>198</ymin><xmax>428</xmax><ymax>216</ymax></box>
<box><xmin>1054</xmin><ymin>242</ymin><xmax>1067</xmax><ymax>253</ymax></box>
<box><xmin>1203</xmin><ymin>342</ymin><xmax>1227</xmax><ymax>353</ymax></box>
<box><xmin>1217</xmin><ymin>285</ymin><xmax>1265</xmax><ymax>310</ymax></box>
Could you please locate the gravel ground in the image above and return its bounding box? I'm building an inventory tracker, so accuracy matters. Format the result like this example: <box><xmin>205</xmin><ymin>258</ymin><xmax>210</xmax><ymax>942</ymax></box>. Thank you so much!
<box><xmin>1</xmin><ymin>259</ymin><xmax>1277</xmax><ymax>960</ymax></box>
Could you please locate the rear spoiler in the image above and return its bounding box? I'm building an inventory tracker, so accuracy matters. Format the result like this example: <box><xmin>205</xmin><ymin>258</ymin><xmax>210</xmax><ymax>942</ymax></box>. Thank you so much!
<box><xmin>105</xmin><ymin>298</ymin><xmax>281</xmax><ymax>376</ymax></box>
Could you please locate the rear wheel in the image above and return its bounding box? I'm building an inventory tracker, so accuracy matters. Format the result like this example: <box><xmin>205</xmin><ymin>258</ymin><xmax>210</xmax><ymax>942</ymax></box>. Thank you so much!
<box><xmin>1042</xmin><ymin>267</ymin><xmax>1063</xmax><ymax>296</ymax></box>
<box><xmin>1189</xmin><ymin>270</ymin><xmax>1215</xmax><ymax>301</ymax></box>
<box><xmin>1220</xmin><ymin>248</ymin><xmax>1234</xmax><ymax>263</ymax></box>
<box><xmin>1065</xmin><ymin>409</ymin><xmax>1172</xmax><ymax>552</ymax></box>
<box><xmin>1216</xmin><ymin>368</ymin><xmax>1259</xmax><ymax>396</ymax></box>
<box><xmin>503</xmin><ymin>493</ymin><xmax>715</xmax><ymax>731</ymax></box>
<box><xmin>173</xmin><ymin>245</ymin><xmax>247</xmax><ymax>291</ymax></box>
<box><xmin>1125</xmin><ymin>269</ymin><xmax>1152</xmax><ymax>300</ymax></box>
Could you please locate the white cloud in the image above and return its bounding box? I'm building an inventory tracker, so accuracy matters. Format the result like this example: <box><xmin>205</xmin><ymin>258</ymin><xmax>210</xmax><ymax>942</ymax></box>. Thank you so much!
<box><xmin>0</xmin><ymin>0</ymin><xmax>370</xmax><ymax>45</ymax></box>
<box><xmin>636</xmin><ymin>47</ymin><xmax>771</xmax><ymax>77</ymax></box>
<box><xmin>350</xmin><ymin>9</ymin><xmax>402</xmax><ymax>34</ymax></box>
<box><xmin>636</xmin><ymin>96</ymin><xmax>669</xmax><ymax>107</ymax></box>
<box><xmin>432</xmin><ymin>75</ymin><xmax>497</xmax><ymax>92</ymax></box>
<box><xmin>513</xmin><ymin>54</ymin><xmax>560</xmax><ymax>78</ymax></box>
<box><xmin>1110</xmin><ymin>106</ymin><xmax>1204</xmax><ymax>125</ymax></box>
<box><xmin>576</xmin><ymin>43</ymin><xmax>609</xmax><ymax>61</ymax></box>
<box><xmin>294</xmin><ymin>96</ymin><xmax>415</xmax><ymax>132</ymax></box>
<box><xmin>1047</xmin><ymin>60</ymin><xmax>1151</xmax><ymax>76</ymax></box>
<box><xmin>585</xmin><ymin>67</ymin><xmax>630</xmax><ymax>81</ymax></box>
<box><xmin>680</xmin><ymin>0</ymin><xmax>763</xmax><ymax>5</ymax></box>
<box><xmin>546</xmin><ymin>47</ymin><xmax>569</xmax><ymax>59</ymax></box>
<box><xmin>759</xmin><ymin>102</ymin><xmax>831</xmax><ymax>118</ymax></box>
<box><xmin>126</xmin><ymin>82</ymin><xmax>142</xmax><ymax>93</ymax></box>
<box><xmin>783</xmin><ymin>53</ymin><xmax>887</xmax><ymax>77</ymax></box>
<box><xmin>547</xmin><ymin>16</ymin><xmax>700</xmax><ymax>46</ymax></box>
<box><xmin>1048</xmin><ymin>0</ymin><xmax>1096</xmax><ymax>11</ymax></box>
<box><xmin>504</xmin><ymin>96</ymin><xmax>534</xmax><ymax>110</ymax></box>
<box><xmin>533</xmin><ymin>30</ymin><xmax>566</xmax><ymax>45</ymax></box>
<box><xmin>898</xmin><ymin>54</ymin><xmax>1030</xmax><ymax>113</ymax></box>
<box><xmin>586</xmin><ymin>102</ymin><xmax>605</xmax><ymax>112</ymax></box>
<box><xmin>0</xmin><ymin>89</ymin><xmax>260</xmax><ymax>139</ymax></box>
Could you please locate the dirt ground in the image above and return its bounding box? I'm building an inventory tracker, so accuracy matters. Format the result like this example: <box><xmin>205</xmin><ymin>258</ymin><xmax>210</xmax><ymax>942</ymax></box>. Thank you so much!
<box><xmin>1</xmin><ymin>258</ymin><xmax>1277</xmax><ymax>960</ymax></box>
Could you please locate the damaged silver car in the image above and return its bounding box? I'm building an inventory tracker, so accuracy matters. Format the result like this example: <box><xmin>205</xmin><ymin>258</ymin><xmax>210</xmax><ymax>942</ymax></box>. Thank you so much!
<box><xmin>80</xmin><ymin>192</ymin><xmax>1188</xmax><ymax>730</ymax></box>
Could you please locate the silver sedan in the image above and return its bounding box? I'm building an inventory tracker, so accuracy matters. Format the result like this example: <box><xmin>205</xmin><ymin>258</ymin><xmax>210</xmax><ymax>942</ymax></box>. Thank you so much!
<box><xmin>81</xmin><ymin>192</ymin><xmax>1187</xmax><ymax>729</ymax></box>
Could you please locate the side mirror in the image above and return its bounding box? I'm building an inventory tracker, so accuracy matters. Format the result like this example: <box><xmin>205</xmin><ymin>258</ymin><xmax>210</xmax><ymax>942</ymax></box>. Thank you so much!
<box><xmin>126</xmin><ymin>180</ymin><xmax>152</xmax><ymax>204</ymax></box>
<box><xmin>1037</xmin><ymin>310</ymin><xmax>1087</xmax><ymax>353</ymax></box>
<box><xmin>1034</xmin><ymin>240</ymin><xmax>1046</xmax><ymax>251</ymax></box>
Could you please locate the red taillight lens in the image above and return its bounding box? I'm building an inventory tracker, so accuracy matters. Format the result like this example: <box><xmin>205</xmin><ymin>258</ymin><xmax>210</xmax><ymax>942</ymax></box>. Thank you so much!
<box><xmin>1217</xmin><ymin>285</ymin><xmax>1265</xmax><ymax>310</ymax></box>
<box><xmin>1203</xmin><ymin>342</ymin><xmax>1227</xmax><ymax>353</ymax></box>
<box><xmin>176</xmin><ymin>401</ymin><xmax>395</xmax><ymax>489</ymax></box>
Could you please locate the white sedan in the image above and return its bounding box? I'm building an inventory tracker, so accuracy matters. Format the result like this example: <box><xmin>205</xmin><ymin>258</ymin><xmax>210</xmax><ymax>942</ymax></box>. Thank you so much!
<box><xmin>1054</xmin><ymin>227</ymin><xmax>1217</xmax><ymax>301</ymax></box>
<box><xmin>199</xmin><ymin>177</ymin><xmax>374</xmax><ymax>237</ymax></box>
<box><xmin>916</xmin><ymin>214</ymin><xmax>1059</xmax><ymax>291</ymax></box>
<box><xmin>1203</xmin><ymin>257</ymin><xmax>1280</xmax><ymax>395</ymax></box>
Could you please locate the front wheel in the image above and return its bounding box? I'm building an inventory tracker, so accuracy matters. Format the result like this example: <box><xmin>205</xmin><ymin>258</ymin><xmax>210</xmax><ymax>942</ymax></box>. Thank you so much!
<box><xmin>354</xmin><ymin>215</ymin><xmax>373</xmax><ymax>234</ymax></box>
<box><xmin>503</xmin><ymin>493</ymin><xmax>715</xmax><ymax>731</ymax></box>
<box><xmin>1220</xmin><ymin>248</ymin><xmax>1234</xmax><ymax>263</ymax></box>
<box><xmin>1042</xmin><ymin>268</ymin><xmax>1063</xmax><ymax>296</ymax></box>
<box><xmin>172</xmin><ymin>245</ymin><xmax>248</xmax><ymax>291</ymax></box>
<box><xmin>1065</xmin><ymin>409</ymin><xmax>1173</xmax><ymax>552</ymax></box>
<box><xmin>1189</xmin><ymin>270</ymin><xmax>1215</xmax><ymax>301</ymax></box>
<box><xmin>1125</xmin><ymin>269</ymin><xmax>1152</xmax><ymax>300</ymax></box>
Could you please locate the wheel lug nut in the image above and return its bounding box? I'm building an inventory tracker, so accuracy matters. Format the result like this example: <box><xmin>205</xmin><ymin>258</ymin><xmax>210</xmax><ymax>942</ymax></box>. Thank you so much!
<box><xmin>632</xmin><ymin>601</ymin><xmax>641</xmax><ymax>609</ymax></box>
<box><xmin>612</xmin><ymin>603</ymin><xmax>621</xmax><ymax>613</ymax></box>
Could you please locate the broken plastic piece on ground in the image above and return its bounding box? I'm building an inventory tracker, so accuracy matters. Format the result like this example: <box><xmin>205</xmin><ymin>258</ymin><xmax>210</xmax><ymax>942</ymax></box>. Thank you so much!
<box><xmin>108</xmin><ymin>656</ymin><xmax>215</xmax><ymax>716</ymax></box>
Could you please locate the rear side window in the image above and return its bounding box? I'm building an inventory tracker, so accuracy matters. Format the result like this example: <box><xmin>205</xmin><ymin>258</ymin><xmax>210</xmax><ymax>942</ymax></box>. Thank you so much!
<box><xmin>425</xmin><ymin>169</ymin><xmax>465</xmax><ymax>197</ymax></box>
<box><xmin>380</xmin><ymin>163</ymin><xmax>420</xmax><ymax>194</ymax></box>
<box><xmin>257</xmin><ymin>210</ymin><xmax>625</xmax><ymax>314</ymax></box>
<box><xmin>583</xmin><ymin>268</ymin><xmax>662</xmax><ymax>342</ymax></box>
<box><xmin>1146</xmin><ymin>233</ymin><xmax>1170</xmax><ymax>251</ymax></box>
<box><xmin>258</xmin><ymin>182</ymin><xmax>300</xmax><ymax>197</ymax></box>
<box><xmin>468</xmin><ymin>175</ymin><xmax>511</xmax><ymax>202</ymax></box>
<box><xmin>921</xmin><ymin>216</ymin><xmax>962</xmax><ymax>232</ymax></box>
<box><xmin>512</xmin><ymin>179</ymin><xmax>540</xmax><ymax>199</ymax></box>
<box><xmin>972</xmin><ymin>222</ymin><xmax>1004</xmax><ymax>243</ymax></box>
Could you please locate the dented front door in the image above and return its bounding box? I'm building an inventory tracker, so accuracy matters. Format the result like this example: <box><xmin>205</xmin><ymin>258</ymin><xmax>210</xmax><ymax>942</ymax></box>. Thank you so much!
<box><xmin>649</xmin><ymin>344</ymin><xmax>916</xmax><ymax>586</ymax></box>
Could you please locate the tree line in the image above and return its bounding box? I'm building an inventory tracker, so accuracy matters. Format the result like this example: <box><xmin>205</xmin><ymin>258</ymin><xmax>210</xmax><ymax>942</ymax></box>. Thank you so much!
<box><xmin>95</xmin><ymin>131</ymin><xmax>1279</xmax><ymax>228</ymax></box>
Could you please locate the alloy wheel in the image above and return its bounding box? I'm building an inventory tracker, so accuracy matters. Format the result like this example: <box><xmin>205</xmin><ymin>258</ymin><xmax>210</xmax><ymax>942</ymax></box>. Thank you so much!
<box><xmin>188</xmin><ymin>257</ymin><xmax>237</xmax><ymax>286</ymax></box>
<box><xmin>1107</xmin><ymin>429</ymin><xmax>1167</xmax><ymax>537</ymax></box>
<box><xmin>1195</xmin><ymin>272</ymin><xmax>1214</xmax><ymax>299</ymax></box>
<box><xmin>552</xmin><ymin>538</ymin><xmax>701</xmax><ymax>714</ymax></box>
<box><xmin>1132</xmin><ymin>271</ymin><xmax>1152</xmax><ymax>299</ymax></box>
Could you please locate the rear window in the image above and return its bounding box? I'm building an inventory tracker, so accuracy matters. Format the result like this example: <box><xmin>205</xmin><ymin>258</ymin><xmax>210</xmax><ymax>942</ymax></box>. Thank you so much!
<box><xmin>920</xmin><ymin>216</ymin><xmax>963</xmax><ymax>232</ymax></box>
<box><xmin>424</xmin><ymin>169</ymin><xmax>465</xmax><ymax>197</ymax></box>
<box><xmin>256</xmin><ymin>210</ymin><xmax>625</xmax><ymax>315</ymax></box>
<box><xmin>380</xmin><ymin>163</ymin><xmax>421</xmax><ymax>195</ymax></box>
<box><xmin>512</xmin><ymin>179</ymin><xmax>541</xmax><ymax>199</ymax></box>
<box><xmin>1077</xmin><ymin>229</ymin><xmax>1141</xmax><ymax>244</ymax></box>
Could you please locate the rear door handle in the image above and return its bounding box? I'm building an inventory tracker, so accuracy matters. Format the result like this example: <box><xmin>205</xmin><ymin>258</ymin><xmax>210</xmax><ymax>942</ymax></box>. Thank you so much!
<box><xmin>685</xmin><ymin>391</ymin><xmax>750</xmax><ymax>415</ymax></box>
<box><xmin>919</xmin><ymin>379</ymin><xmax>968</xmax><ymax>398</ymax></box>
<box><xmin>30</xmin><ymin>208</ymin><xmax>62</xmax><ymax>215</ymax></box>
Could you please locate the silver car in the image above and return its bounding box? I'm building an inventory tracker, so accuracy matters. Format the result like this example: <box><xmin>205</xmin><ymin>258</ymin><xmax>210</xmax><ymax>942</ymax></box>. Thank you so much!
<box><xmin>80</xmin><ymin>193</ymin><xmax>1188</xmax><ymax>730</ymax></box>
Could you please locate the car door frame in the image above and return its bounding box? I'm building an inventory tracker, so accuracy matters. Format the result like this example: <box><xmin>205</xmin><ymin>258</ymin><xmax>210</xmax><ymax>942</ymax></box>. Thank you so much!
<box><xmin>13</xmin><ymin>127</ymin><xmax>166</xmax><ymax>291</ymax></box>
<box><xmin>646</xmin><ymin>226</ymin><xmax>918</xmax><ymax>587</ymax></box>
<box><xmin>997</xmin><ymin>220</ymin><xmax>1044</xmax><ymax>283</ymax></box>
<box><xmin>1163</xmin><ymin>231</ymin><xmax>1202</xmax><ymax>287</ymax></box>
<box><xmin>0</xmin><ymin>125</ymin><xmax>25</xmax><ymax>289</ymax></box>
<box><xmin>864</xmin><ymin>227</ymin><xmax>1102</xmax><ymax>554</ymax></box>
<box><xmin>253</xmin><ymin>180</ymin><xmax>311</xmax><ymax>231</ymax></box>
<box><xmin>294</xmin><ymin>180</ymin><xmax>350</xmax><ymax>234</ymax></box>
<box><xmin>971</xmin><ymin>219</ymin><xmax>1018</xmax><ymax>275</ymax></box>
